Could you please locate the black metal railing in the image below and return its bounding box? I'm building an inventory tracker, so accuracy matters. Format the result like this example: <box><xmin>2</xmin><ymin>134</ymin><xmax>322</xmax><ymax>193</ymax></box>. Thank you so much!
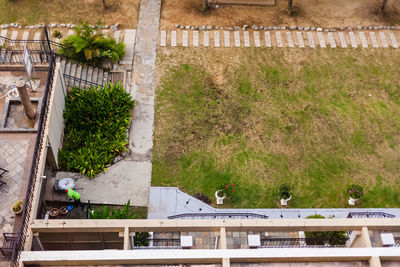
<box><xmin>10</xmin><ymin>52</ymin><xmax>57</xmax><ymax>267</ymax></box>
<box><xmin>347</xmin><ymin>212</ymin><xmax>396</xmax><ymax>218</ymax></box>
<box><xmin>134</xmin><ymin>239</ymin><xmax>181</xmax><ymax>249</ymax></box>
<box><xmin>0</xmin><ymin>27</ymin><xmax>65</xmax><ymax>64</ymax></box>
<box><xmin>168</xmin><ymin>213</ymin><xmax>269</xmax><ymax>220</ymax></box>
<box><xmin>63</xmin><ymin>73</ymin><xmax>103</xmax><ymax>89</ymax></box>
<box><xmin>395</xmin><ymin>237</ymin><xmax>400</xmax><ymax>247</ymax></box>
<box><xmin>260</xmin><ymin>237</ymin><xmax>348</xmax><ymax>248</ymax></box>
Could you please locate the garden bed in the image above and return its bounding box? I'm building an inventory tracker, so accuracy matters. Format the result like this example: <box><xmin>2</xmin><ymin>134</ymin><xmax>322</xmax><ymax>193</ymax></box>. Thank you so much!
<box><xmin>153</xmin><ymin>48</ymin><xmax>400</xmax><ymax>208</ymax></box>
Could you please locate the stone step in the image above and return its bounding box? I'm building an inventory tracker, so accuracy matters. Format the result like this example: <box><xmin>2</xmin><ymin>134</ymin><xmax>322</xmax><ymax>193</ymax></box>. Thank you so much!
<box><xmin>92</xmin><ymin>68</ymin><xmax>99</xmax><ymax>85</ymax></box>
<box><xmin>60</xmin><ymin>58</ymin><xmax>67</xmax><ymax>74</ymax></box>
<box><xmin>81</xmin><ymin>65</ymin><xmax>88</xmax><ymax>83</ymax></box>
<box><xmin>74</xmin><ymin>64</ymin><xmax>82</xmax><ymax>87</ymax></box>
<box><xmin>86</xmin><ymin>66</ymin><xmax>93</xmax><ymax>85</ymax></box>
<box><xmin>97</xmin><ymin>68</ymin><xmax>104</xmax><ymax>86</ymax></box>
<box><xmin>69</xmin><ymin>63</ymin><xmax>77</xmax><ymax>86</ymax></box>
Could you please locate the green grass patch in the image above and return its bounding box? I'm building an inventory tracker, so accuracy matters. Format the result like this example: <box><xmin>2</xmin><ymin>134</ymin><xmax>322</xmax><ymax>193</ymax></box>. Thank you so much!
<box><xmin>153</xmin><ymin>48</ymin><xmax>400</xmax><ymax>208</ymax></box>
<box><xmin>59</xmin><ymin>83</ymin><xmax>134</xmax><ymax>178</ymax></box>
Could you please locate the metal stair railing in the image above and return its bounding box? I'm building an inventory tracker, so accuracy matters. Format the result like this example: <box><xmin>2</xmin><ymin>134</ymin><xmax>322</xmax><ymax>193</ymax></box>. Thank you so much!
<box><xmin>347</xmin><ymin>212</ymin><xmax>396</xmax><ymax>218</ymax></box>
<box><xmin>168</xmin><ymin>213</ymin><xmax>269</xmax><ymax>220</ymax></box>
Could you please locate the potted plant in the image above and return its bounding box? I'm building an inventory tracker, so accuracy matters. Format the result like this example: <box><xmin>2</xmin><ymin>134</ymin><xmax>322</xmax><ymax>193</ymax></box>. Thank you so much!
<box><xmin>279</xmin><ymin>184</ymin><xmax>292</xmax><ymax>206</ymax></box>
<box><xmin>347</xmin><ymin>184</ymin><xmax>363</xmax><ymax>205</ymax></box>
<box><xmin>305</xmin><ymin>215</ymin><xmax>348</xmax><ymax>246</ymax></box>
<box><xmin>12</xmin><ymin>200</ymin><xmax>23</xmax><ymax>216</ymax></box>
<box><xmin>52</xmin><ymin>30</ymin><xmax>63</xmax><ymax>42</ymax></box>
<box><xmin>215</xmin><ymin>183</ymin><xmax>236</xmax><ymax>205</ymax></box>
<box><xmin>134</xmin><ymin>232</ymin><xmax>151</xmax><ymax>247</ymax></box>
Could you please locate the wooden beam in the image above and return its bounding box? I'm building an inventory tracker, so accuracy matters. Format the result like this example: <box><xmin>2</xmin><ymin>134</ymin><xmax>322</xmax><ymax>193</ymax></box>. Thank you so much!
<box><xmin>219</xmin><ymin>227</ymin><xmax>227</xmax><ymax>249</ymax></box>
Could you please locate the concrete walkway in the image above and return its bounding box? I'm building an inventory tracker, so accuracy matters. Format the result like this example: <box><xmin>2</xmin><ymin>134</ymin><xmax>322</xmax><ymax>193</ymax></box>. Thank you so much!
<box><xmin>148</xmin><ymin>187</ymin><xmax>400</xmax><ymax>219</ymax></box>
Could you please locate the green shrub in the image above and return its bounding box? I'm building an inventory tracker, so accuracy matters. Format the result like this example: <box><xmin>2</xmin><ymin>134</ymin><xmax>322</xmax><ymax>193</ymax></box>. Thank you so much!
<box><xmin>347</xmin><ymin>184</ymin><xmax>364</xmax><ymax>199</ymax></box>
<box><xmin>52</xmin><ymin>30</ymin><xmax>63</xmax><ymax>39</ymax></box>
<box><xmin>89</xmin><ymin>200</ymin><xmax>136</xmax><ymax>219</ymax></box>
<box><xmin>305</xmin><ymin>214</ymin><xmax>348</xmax><ymax>246</ymax></box>
<box><xmin>59</xmin><ymin>22</ymin><xmax>126</xmax><ymax>66</ymax></box>
<box><xmin>134</xmin><ymin>232</ymin><xmax>151</xmax><ymax>247</ymax></box>
<box><xmin>279</xmin><ymin>184</ymin><xmax>291</xmax><ymax>199</ymax></box>
<box><xmin>58</xmin><ymin>82</ymin><xmax>134</xmax><ymax>178</ymax></box>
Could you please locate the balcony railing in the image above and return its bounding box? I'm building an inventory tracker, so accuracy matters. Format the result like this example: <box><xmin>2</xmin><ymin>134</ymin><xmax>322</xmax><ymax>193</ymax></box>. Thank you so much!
<box><xmin>347</xmin><ymin>212</ymin><xmax>396</xmax><ymax>218</ymax></box>
<box><xmin>168</xmin><ymin>213</ymin><xmax>269</xmax><ymax>220</ymax></box>
<box><xmin>133</xmin><ymin>239</ymin><xmax>182</xmax><ymax>249</ymax></box>
<box><xmin>260</xmin><ymin>237</ymin><xmax>348</xmax><ymax>248</ymax></box>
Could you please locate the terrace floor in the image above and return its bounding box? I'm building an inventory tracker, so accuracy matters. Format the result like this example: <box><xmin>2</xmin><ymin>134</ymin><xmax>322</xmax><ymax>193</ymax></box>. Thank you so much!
<box><xmin>0</xmin><ymin>69</ymin><xmax>48</xmax><ymax>260</ymax></box>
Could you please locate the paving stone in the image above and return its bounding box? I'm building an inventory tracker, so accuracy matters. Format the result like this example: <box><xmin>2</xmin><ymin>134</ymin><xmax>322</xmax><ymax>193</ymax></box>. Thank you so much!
<box><xmin>193</xmin><ymin>31</ymin><xmax>199</xmax><ymax>47</ymax></box>
<box><xmin>307</xmin><ymin>32</ymin><xmax>316</xmax><ymax>48</ymax></box>
<box><xmin>224</xmin><ymin>31</ymin><xmax>230</xmax><ymax>47</ymax></box>
<box><xmin>171</xmin><ymin>30</ymin><xmax>177</xmax><ymax>47</ymax></box>
<box><xmin>10</xmin><ymin>30</ymin><xmax>18</xmax><ymax>40</ymax></box>
<box><xmin>22</xmin><ymin>31</ymin><xmax>29</xmax><ymax>41</ymax></box>
<box><xmin>113</xmin><ymin>30</ymin><xmax>121</xmax><ymax>42</ymax></box>
<box><xmin>0</xmin><ymin>29</ymin><xmax>7</xmax><ymax>38</ymax></box>
<box><xmin>160</xmin><ymin>30</ymin><xmax>166</xmax><ymax>47</ymax></box>
<box><xmin>275</xmin><ymin>31</ymin><xmax>283</xmax><ymax>47</ymax></box>
<box><xmin>327</xmin><ymin>32</ymin><xmax>336</xmax><ymax>48</ymax></box>
<box><xmin>379</xmin><ymin>32</ymin><xmax>389</xmax><ymax>48</ymax></box>
<box><xmin>234</xmin><ymin>31</ymin><xmax>240</xmax><ymax>47</ymax></box>
<box><xmin>214</xmin><ymin>31</ymin><xmax>220</xmax><ymax>47</ymax></box>
<box><xmin>338</xmin><ymin>32</ymin><xmax>348</xmax><ymax>48</ymax></box>
<box><xmin>121</xmin><ymin>29</ymin><xmax>136</xmax><ymax>64</ymax></box>
<box><xmin>296</xmin><ymin>32</ymin><xmax>304</xmax><ymax>48</ymax></box>
<box><xmin>389</xmin><ymin>32</ymin><xmax>398</xmax><ymax>48</ymax></box>
<box><xmin>317</xmin><ymin>32</ymin><xmax>326</xmax><ymax>48</ymax></box>
<box><xmin>348</xmin><ymin>32</ymin><xmax>358</xmax><ymax>48</ymax></box>
<box><xmin>369</xmin><ymin>32</ymin><xmax>379</xmax><ymax>48</ymax></box>
<box><xmin>182</xmin><ymin>31</ymin><xmax>188</xmax><ymax>47</ymax></box>
<box><xmin>243</xmin><ymin>31</ymin><xmax>250</xmax><ymax>47</ymax></box>
<box><xmin>203</xmin><ymin>31</ymin><xmax>209</xmax><ymax>47</ymax></box>
<box><xmin>253</xmin><ymin>31</ymin><xmax>260</xmax><ymax>47</ymax></box>
<box><xmin>265</xmin><ymin>31</ymin><xmax>272</xmax><ymax>47</ymax></box>
<box><xmin>286</xmin><ymin>31</ymin><xmax>294</xmax><ymax>47</ymax></box>
<box><xmin>359</xmin><ymin>32</ymin><xmax>368</xmax><ymax>48</ymax></box>
<box><xmin>67</xmin><ymin>29</ymin><xmax>74</xmax><ymax>36</ymax></box>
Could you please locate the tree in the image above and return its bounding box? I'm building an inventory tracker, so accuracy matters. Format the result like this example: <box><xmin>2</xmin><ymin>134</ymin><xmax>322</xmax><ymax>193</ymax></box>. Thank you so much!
<box><xmin>380</xmin><ymin>0</ymin><xmax>389</xmax><ymax>15</ymax></box>
<box><xmin>287</xmin><ymin>0</ymin><xmax>294</xmax><ymax>16</ymax></box>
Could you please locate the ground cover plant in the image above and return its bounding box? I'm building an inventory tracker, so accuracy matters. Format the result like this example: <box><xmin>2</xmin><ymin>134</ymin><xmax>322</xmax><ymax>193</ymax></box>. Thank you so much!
<box><xmin>153</xmin><ymin>48</ymin><xmax>400</xmax><ymax>208</ymax></box>
<box><xmin>60</xmin><ymin>23</ymin><xmax>125</xmax><ymax>66</ymax></box>
<box><xmin>59</xmin><ymin>82</ymin><xmax>134</xmax><ymax>178</ymax></box>
<box><xmin>89</xmin><ymin>200</ymin><xmax>138</xmax><ymax>219</ymax></box>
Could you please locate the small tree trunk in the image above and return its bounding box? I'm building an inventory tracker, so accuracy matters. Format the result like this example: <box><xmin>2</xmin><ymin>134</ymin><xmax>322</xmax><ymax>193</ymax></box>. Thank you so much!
<box><xmin>380</xmin><ymin>0</ymin><xmax>388</xmax><ymax>15</ymax></box>
<box><xmin>101</xmin><ymin>0</ymin><xmax>107</xmax><ymax>10</ymax></box>
<box><xmin>16</xmin><ymin>80</ymin><xmax>35</xmax><ymax>119</ymax></box>
<box><xmin>202</xmin><ymin>0</ymin><xmax>209</xmax><ymax>12</ymax></box>
<box><xmin>287</xmin><ymin>0</ymin><xmax>293</xmax><ymax>16</ymax></box>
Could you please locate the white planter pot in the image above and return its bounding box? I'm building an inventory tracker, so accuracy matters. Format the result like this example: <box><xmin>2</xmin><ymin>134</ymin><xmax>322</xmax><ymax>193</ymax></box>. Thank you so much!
<box><xmin>348</xmin><ymin>197</ymin><xmax>358</xmax><ymax>205</ymax></box>
<box><xmin>215</xmin><ymin>190</ymin><xmax>226</xmax><ymax>205</ymax></box>
<box><xmin>280</xmin><ymin>194</ymin><xmax>292</xmax><ymax>206</ymax></box>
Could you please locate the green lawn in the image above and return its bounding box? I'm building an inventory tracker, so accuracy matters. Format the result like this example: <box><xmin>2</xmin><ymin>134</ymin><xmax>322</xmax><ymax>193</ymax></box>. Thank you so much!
<box><xmin>152</xmin><ymin>48</ymin><xmax>400</xmax><ymax>208</ymax></box>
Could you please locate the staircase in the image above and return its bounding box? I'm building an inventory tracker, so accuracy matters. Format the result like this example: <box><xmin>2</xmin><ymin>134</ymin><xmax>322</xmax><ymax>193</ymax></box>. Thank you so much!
<box><xmin>58</xmin><ymin>57</ymin><xmax>125</xmax><ymax>90</ymax></box>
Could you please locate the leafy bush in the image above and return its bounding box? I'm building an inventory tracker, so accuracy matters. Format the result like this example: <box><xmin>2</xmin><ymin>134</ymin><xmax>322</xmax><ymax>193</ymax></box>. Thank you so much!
<box><xmin>59</xmin><ymin>22</ymin><xmax>125</xmax><ymax>66</ymax></box>
<box><xmin>52</xmin><ymin>30</ymin><xmax>63</xmax><ymax>39</ymax></box>
<box><xmin>305</xmin><ymin>214</ymin><xmax>348</xmax><ymax>246</ymax></box>
<box><xmin>89</xmin><ymin>200</ymin><xmax>136</xmax><ymax>219</ymax></box>
<box><xmin>279</xmin><ymin>184</ymin><xmax>291</xmax><ymax>199</ymax></box>
<box><xmin>58</xmin><ymin>82</ymin><xmax>134</xmax><ymax>178</ymax></box>
<box><xmin>218</xmin><ymin>182</ymin><xmax>237</xmax><ymax>199</ymax></box>
<box><xmin>134</xmin><ymin>232</ymin><xmax>151</xmax><ymax>247</ymax></box>
<box><xmin>347</xmin><ymin>184</ymin><xmax>364</xmax><ymax>199</ymax></box>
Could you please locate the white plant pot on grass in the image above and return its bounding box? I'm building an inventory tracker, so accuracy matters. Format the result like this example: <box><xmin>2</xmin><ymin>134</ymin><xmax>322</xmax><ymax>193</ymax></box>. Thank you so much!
<box><xmin>280</xmin><ymin>194</ymin><xmax>292</xmax><ymax>206</ymax></box>
<box><xmin>348</xmin><ymin>197</ymin><xmax>358</xmax><ymax>206</ymax></box>
<box><xmin>215</xmin><ymin>190</ymin><xmax>226</xmax><ymax>205</ymax></box>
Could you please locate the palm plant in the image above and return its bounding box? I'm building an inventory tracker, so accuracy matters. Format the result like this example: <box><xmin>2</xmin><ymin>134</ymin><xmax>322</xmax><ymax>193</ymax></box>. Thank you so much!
<box><xmin>59</xmin><ymin>22</ymin><xmax>125</xmax><ymax>66</ymax></box>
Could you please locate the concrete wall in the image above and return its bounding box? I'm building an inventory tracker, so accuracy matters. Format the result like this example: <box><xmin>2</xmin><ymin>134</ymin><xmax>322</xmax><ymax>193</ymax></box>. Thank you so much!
<box><xmin>47</xmin><ymin>66</ymin><xmax>67</xmax><ymax>168</ymax></box>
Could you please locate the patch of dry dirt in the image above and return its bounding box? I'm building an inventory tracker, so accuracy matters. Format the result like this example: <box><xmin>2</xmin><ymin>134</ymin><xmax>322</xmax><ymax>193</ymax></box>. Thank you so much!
<box><xmin>161</xmin><ymin>0</ymin><xmax>400</xmax><ymax>29</ymax></box>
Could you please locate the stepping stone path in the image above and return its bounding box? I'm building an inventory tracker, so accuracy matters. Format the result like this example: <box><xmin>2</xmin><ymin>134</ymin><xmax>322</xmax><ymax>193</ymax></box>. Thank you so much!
<box><xmin>359</xmin><ymin>32</ymin><xmax>368</xmax><ymax>48</ymax></box>
<box><xmin>296</xmin><ymin>32</ymin><xmax>305</xmax><ymax>48</ymax></box>
<box><xmin>214</xmin><ymin>31</ymin><xmax>220</xmax><ymax>47</ymax></box>
<box><xmin>193</xmin><ymin>31</ymin><xmax>199</xmax><ymax>47</ymax></box>
<box><xmin>317</xmin><ymin>32</ymin><xmax>326</xmax><ymax>48</ymax></box>
<box><xmin>379</xmin><ymin>32</ymin><xmax>389</xmax><ymax>48</ymax></box>
<box><xmin>307</xmin><ymin>32</ymin><xmax>316</xmax><ymax>48</ymax></box>
<box><xmin>182</xmin><ymin>31</ymin><xmax>188</xmax><ymax>47</ymax></box>
<box><xmin>224</xmin><ymin>31</ymin><xmax>230</xmax><ymax>47</ymax></box>
<box><xmin>327</xmin><ymin>32</ymin><xmax>336</xmax><ymax>48</ymax></box>
<box><xmin>204</xmin><ymin>31</ymin><xmax>209</xmax><ymax>47</ymax></box>
<box><xmin>389</xmin><ymin>33</ymin><xmax>398</xmax><ymax>48</ymax></box>
<box><xmin>121</xmin><ymin>29</ymin><xmax>136</xmax><ymax>65</ymax></box>
<box><xmin>254</xmin><ymin>32</ymin><xmax>260</xmax><ymax>47</ymax></box>
<box><xmin>370</xmin><ymin>32</ymin><xmax>379</xmax><ymax>48</ymax></box>
<box><xmin>114</xmin><ymin>30</ymin><xmax>121</xmax><ymax>42</ymax></box>
<box><xmin>276</xmin><ymin>31</ymin><xmax>283</xmax><ymax>47</ymax></box>
<box><xmin>243</xmin><ymin>31</ymin><xmax>250</xmax><ymax>47</ymax></box>
<box><xmin>171</xmin><ymin>31</ymin><xmax>177</xmax><ymax>47</ymax></box>
<box><xmin>160</xmin><ymin>30</ymin><xmax>166</xmax><ymax>47</ymax></box>
<box><xmin>265</xmin><ymin>31</ymin><xmax>272</xmax><ymax>47</ymax></box>
<box><xmin>349</xmin><ymin>32</ymin><xmax>358</xmax><ymax>48</ymax></box>
<box><xmin>286</xmin><ymin>32</ymin><xmax>294</xmax><ymax>47</ymax></box>
<box><xmin>338</xmin><ymin>32</ymin><xmax>347</xmax><ymax>48</ymax></box>
<box><xmin>234</xmin><ymin>31</ymin><xmax>240</xmax><ymax>47</ymax></box>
